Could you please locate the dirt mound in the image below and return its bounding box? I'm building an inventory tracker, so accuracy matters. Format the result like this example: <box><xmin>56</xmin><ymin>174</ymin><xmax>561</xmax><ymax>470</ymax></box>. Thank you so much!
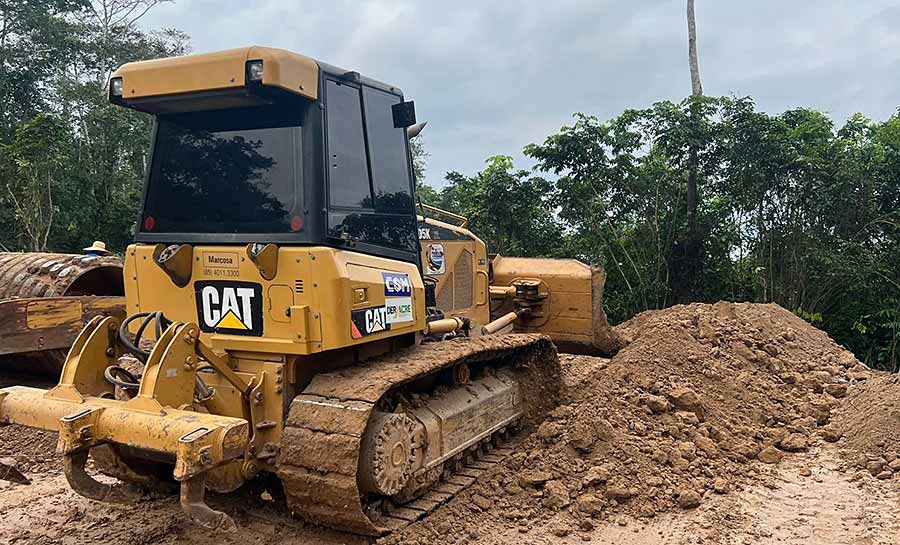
<box><xmin>382</xmin><ymin>302</ymin><xmax>870</xmax><ymax>544</ymax></box>
<box><xmin>832</xmin><ymin>373</ymin><xmax>900</xmax><ymax>478</ymax></box>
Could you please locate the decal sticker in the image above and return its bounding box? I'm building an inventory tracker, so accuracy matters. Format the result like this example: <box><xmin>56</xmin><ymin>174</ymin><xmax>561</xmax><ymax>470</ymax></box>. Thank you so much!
<box><xmin>351</xmin><ymin>305</ymin><xmax>391</xmax><ymax>339</ymax></box>
<box><xmin>201</xmin><ymin>251</ymin><xmax>240</xmax><ymax>278</ymax></box>
<box><xmin>426</xmin><ymin>243</ymin><xmax>445</xmax><ymax>275</ymax></box>
<box><xmin>416</xmin><ymin>221</ymin><xmax>472</xmax><ymax>241</ymax></box>
<box><xmin>385</xmin><ymin>297</ymin><xmax>413</xmax><ymax>324</ymax></box>
<box><xmin>381</xmin><ymin>272</ymin><xmax>415</xmax><ymax>325</ymax></box>
<box><xmin>195</xmin><ymin>281</ymin><xmax>264</xmax><ymax>336</ymax></box>
<box><xmin>383</xmin><ymin>272</ymin><xmax>412</xmax><ymax>297</ymax></box>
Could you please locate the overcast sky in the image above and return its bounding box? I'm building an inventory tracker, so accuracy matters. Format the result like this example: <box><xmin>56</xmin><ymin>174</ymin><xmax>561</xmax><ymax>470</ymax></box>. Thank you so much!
<box><xmin>141</xmin><ymin>1</ymin><xmax>900</xmax><ymax>188</ymax></box>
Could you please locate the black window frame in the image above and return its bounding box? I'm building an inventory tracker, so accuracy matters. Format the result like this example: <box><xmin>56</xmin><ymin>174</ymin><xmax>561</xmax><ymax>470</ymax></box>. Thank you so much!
<box><xmin>322</xmin><ymin>75</ymin><xmax>420</xmax><ymax>264</ymax></box>
<box><xmin>323</xmin><ymin>79</ymin><xmax>375</xmax><ymax>211</ymax></box>
<box><xmin>134</xmin><ymin>96</ymin><xmax>319</xmax><ymax>246</ymax></box>
<box><xmin>362</xmin><ymin>85</ymin><xmax>416</xmax><ymax>214</ymax></box>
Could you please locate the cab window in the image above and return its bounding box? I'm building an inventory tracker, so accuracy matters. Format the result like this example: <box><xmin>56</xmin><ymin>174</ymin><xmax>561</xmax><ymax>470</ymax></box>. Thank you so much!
<box><xmin>325</xmin><ymin>80</ymin><xmax>371</xmax><ymax>208</ymax></box>
<box><xmin>324</xmin><ymin>78</ymin><xmax>417</xmax><ymax>260</ymax></box>
<box><xmin>363</xmin><ymin>87</ymin><xmax>413</xmax><ymax>212</ymax></box>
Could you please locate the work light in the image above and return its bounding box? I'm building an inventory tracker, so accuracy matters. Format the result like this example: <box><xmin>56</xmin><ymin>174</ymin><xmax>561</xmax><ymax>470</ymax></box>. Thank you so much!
<box><xmin>110</xmin><ymin>77</ymin><xmax>123</xmax><ymax>97</ymax></box>
<box><xmin>247</xmin><ymin>60</ymin><xmax>264</xmax><ymax>82</ymax></box>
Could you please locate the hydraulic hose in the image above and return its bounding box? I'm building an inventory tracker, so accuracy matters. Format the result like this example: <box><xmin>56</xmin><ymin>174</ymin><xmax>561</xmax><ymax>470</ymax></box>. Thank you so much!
<box><xmin>110</xmin><ymin>310</ymin><xmax>214</xmax><ymax>403</ymax></box>
<box><xmin>117</xmin><ymin>311</ymin><xmax>171</xmax><ymax>364</ymax></box>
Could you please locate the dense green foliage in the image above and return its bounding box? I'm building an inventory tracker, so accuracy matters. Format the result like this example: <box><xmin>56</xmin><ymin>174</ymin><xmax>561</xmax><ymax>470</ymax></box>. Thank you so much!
<box><xmin>420</xmin><ymin>97</ymin><xmax>900</xmax><ymax>371</ymax></box>
<box><xmin>0</xmin><ymin>0</ymin><xmax>186</xmax><ymax>252</ymax></box>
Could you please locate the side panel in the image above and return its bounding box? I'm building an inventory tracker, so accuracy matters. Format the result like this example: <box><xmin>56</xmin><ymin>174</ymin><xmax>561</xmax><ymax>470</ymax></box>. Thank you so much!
<box><xmin>124</xmin><ymin>244</ymin><xmax>425</xmax><ymax>356</ymax></box>
<box><xmin>417</xmin><ymin>218</ymin><xmax>490</xmax><ymax>326</ymax></box>
<box><xmin>0</xmin><ymin>297</ymin><xmax>125</xmax><ymax>356</ymax></box>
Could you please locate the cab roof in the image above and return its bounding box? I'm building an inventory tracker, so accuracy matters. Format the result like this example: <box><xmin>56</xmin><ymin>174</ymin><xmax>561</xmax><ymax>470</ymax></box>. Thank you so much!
<box><xmin>110</xmin><ymin>46</ymin><xmax>404</xmax><ymax>114</ymax></box>
<box><xmin>112</xmin><ymin>46</ymin><xmax>319</xmax><ymax>101</ymax></box>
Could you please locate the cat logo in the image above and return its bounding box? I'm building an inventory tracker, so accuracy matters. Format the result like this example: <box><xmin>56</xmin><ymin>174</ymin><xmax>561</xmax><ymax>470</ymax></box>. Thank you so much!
<box><xmin>195</xmin><ymin>281</ymin><xmax>264</xmax><ymax>336</ymax></box>
<box><xmin>350</xmin><ymin>305</ymin><xmax>391</xmax><ymax>339</ymax></box>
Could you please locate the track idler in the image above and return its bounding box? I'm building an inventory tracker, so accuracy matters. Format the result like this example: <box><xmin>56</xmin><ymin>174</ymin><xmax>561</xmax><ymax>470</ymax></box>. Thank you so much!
<box><xmin>358</xmin><ymin>412</ymin><xmax>419</xmax><ymax>496</ymax></box>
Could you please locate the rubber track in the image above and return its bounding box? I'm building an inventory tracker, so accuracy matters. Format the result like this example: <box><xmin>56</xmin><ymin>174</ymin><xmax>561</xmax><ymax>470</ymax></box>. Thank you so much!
<box><xmin>276</xmin><ymin>333</ymin><xmax>559</xmax><ymax>536</ymax></box>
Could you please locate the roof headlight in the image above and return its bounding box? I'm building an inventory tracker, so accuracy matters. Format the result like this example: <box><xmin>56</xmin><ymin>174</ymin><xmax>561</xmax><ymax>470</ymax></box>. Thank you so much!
<box><xmin>110</xmin><ymin>77</ymin><xmax>123</xmax><ymax>97</ymax></box>
<box><xmin>247</xmin><ymin>60</ymin><xmax>264</xmax><ymax>83</ymax></box>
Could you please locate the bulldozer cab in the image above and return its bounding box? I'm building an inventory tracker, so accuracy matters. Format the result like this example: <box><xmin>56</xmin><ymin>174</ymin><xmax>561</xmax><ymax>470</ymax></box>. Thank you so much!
<box><xmin>114</xmin><ymin>48</ymin><xmax>421</xmax><ymax>266</ymax></box>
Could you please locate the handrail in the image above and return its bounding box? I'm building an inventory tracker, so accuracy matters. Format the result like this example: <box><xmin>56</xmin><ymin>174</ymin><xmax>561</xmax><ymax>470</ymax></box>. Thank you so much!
<box><xmin>418</xmin><ymin>203</ymin><xmax>469</xmax><ymax>228</ymax></box>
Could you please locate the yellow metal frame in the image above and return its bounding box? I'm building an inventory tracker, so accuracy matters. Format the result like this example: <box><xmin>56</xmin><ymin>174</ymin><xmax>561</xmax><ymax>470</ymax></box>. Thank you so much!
<box><xmin>112</xmin><ymin>46</ymin><xmax>319</xmax><ymax>101</ymax></box>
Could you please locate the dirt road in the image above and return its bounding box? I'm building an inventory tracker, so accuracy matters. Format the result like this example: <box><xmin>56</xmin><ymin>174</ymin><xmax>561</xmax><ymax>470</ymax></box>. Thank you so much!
<box><xmin>3</xmin><ymin>303</ymin><xmax>900</xmax><ymax>544</ymax></box>
<box><xmin>3</xmin><ymin>429</ymin><xmax>898</xmax><ymax>545</ymax></box>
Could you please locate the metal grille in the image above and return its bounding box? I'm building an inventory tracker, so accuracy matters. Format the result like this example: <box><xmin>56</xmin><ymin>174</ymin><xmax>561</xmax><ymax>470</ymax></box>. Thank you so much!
<box><xmin>436</xmin><ymin>275</ymin><xmax>454</xmax><ymax>311</ymax></box>
<box><xmin>295</xmin><ymin>279</ymin><xmax>304</xmax><ymax>294</ymax></box>
<box><xmin>453</xmin><ymin>251</ymin><xmax>473</xmax><ymax>309</ymax></box>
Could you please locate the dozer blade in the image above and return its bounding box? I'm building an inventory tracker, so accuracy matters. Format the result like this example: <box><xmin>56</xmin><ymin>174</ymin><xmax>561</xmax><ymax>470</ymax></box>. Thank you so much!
<box><xmin>0</xmin><ymin>457</ymin><xmax>29</xmax><ymax>485</ymax></box>
<box><xmin>490</xmin><ymin>256</ymin><xmax>622</xmax><ymax>356</ymax></box>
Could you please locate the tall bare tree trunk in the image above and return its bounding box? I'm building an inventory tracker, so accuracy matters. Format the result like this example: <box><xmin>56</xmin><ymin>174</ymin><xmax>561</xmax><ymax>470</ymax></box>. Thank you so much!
<box><xmin>687</xmin><ymin>0</ymin><xmax>703</xmax><ymax>96</ymax></box>
<box><xmin>686</xmin><ymin>0</ymin><xmax>702</xmax><ymax>238</ymax></box>
<box><xmin>678</xmin><ymin>0</ymin><xmax>704</xmax><ymax>303</ymax></box>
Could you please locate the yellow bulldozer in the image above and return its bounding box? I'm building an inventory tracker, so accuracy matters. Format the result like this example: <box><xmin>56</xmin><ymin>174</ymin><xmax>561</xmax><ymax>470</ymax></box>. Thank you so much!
<box><xmin>0</xmin><ymin>47</ymin><xmax>619</xmax><ymax>536</ymax></box>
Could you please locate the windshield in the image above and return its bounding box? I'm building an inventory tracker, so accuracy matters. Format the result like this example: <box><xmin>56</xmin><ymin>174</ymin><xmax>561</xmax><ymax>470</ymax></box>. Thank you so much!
<box><xmin>141</xmin><ymin>102</ymin><xmax>307</xmax><ymax>234</ymax></box>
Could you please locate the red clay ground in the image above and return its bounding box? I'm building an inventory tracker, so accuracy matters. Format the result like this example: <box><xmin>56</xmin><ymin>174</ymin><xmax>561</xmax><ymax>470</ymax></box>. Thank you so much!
<box><xmin>2</xmin><ymin>303</ymin><xmax>899</xmax><ymax>545</ymax></box>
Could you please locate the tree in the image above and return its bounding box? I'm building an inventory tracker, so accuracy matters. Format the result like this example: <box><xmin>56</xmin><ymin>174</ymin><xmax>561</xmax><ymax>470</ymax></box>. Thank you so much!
<box><xmin>0</xmin><ymin>0</ymin><xmax>187</xmax><ymax>253</ymax></box>
<box><xmin>409</xmin><ymin>135</ymin><xmax>442</xmax><ymax>206</ymax></box>
<box><xmin>77</xmin><ymin>0</ymin><xmax>173</xmax><ymax>93</ymax></box>
<box><xmin>1</xmin><ymin>114</ymin><xmax>70</xmax><ymax>250</ymax></box>
<box><xmin>439</xmin><ymin>156</ymin><xmax>564</xmax><ymax>257</ymax></box>
<box><xmin>51</xmin><ymin>2</ymin><xmax>188</xmax><ymax>251</ymax></box>
<box><xmin>409</xmin><ymin>135</ymin><xmax>428</xmax><ymax>182</ymax></box>
<box><xmin>0</xmin><ymin>0</ymin><xmax>87</xmax><ymax>139</ymax></box>
<box><xmin>687</xmin><ymin>0</ymin><xmax>702</xmax><ymax>96</ymax></box>
<box><xmin>527</xmin><ymin>98</ymin><xmax>900</xmax><ymax>370</ymax></box>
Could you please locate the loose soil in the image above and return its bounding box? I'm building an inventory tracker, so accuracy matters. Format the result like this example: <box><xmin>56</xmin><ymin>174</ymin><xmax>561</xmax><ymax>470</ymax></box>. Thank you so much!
<box><xmin>2</xmin><ymin>302</ymin><xmax>900</xmax><ymax>545</ymax></box>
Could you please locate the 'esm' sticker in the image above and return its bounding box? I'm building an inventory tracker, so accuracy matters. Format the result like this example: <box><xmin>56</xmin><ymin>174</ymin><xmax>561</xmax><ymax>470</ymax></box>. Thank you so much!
<box><xmin>383</xmin><ymin>272</ymin><xmax>411</xmax><ymax>297</ymax></box>
<box><xmin>195</xmin><ymin>281</ymin><xmax>264</xmax><ymax>336</ymax></box>
<box><xmin>383</xmin><ymin>272</ymin><xmax>413</xmax><ymax>324</ymax></box>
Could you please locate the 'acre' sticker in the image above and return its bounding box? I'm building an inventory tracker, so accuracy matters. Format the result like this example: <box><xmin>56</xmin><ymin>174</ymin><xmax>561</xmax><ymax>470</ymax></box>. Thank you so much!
<box><xmin>385</xmin><ymin>297</ymin><xmax>413</xmax><ymax>324</ymax></box>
